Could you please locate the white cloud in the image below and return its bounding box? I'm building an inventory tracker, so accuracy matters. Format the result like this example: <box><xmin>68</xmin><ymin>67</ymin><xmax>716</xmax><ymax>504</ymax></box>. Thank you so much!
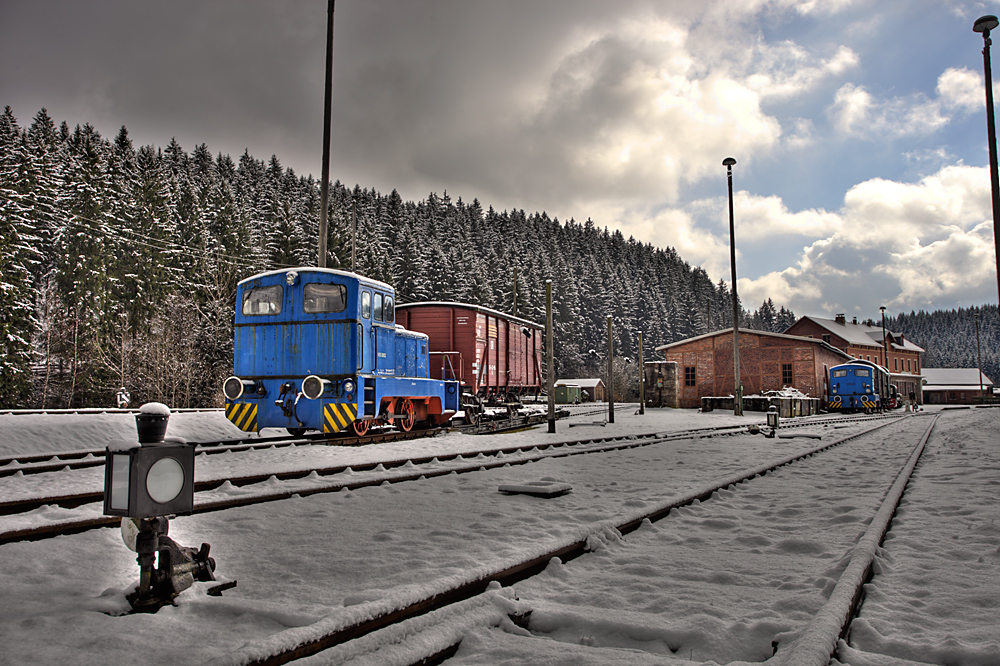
<box><xmin>735</xmin><ymin>164</ymin><xmax>997</xmax><ymax>315</ymax></box>
<box><xmin>496</xmin><ymin>16</ymin><xmax>784</xmax><ymax>206</ymax></box>
<box><xmin>828</xmin><ymin>67</ymin><xmax>989</xmax><ymax>140</ymax></box>
<box><xmin>936</xmin><ymin>67</ymin><xmax>984</xmax><ymax>111</ymax></box>
<box><xmin>747</xmin><ymin>44</ymin><xmax>858</xmax><ymax>100</ymax></box>
<box><xmin>828</xmin><ymin>83</ymin><xmax>949</xmax><ymax>138</ymax></box>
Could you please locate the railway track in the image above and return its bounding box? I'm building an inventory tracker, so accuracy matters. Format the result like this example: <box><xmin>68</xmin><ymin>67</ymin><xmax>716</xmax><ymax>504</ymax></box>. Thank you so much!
<box><xmin>0</xmin><ymin>405</ymin><xmax>566</xmax><ymax>476</ymax></box>
<box><xmin>0</xmin><ymin>428</ymin><xmax>443</xmax><ymax>477</ymax></box>
<box><xmin>0</xmin><ymin>408</ymin><xmax>898</xmax><ymax>476</ymax></box>
<box><xmin>207</xmin><ymin>413</ymin><xmax>932</xmax><ymax>666</ymax></box>
<box><xmin>0</xmin><ymin>413</ymin><xmax>900</xmax><ymax>544</ymax></box>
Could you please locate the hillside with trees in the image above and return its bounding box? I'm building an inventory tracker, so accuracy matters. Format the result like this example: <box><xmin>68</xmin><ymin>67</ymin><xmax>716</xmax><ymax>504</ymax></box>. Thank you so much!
<box><xmin>7</xmin><ymin>107</ymin><xmax>990</xmax><ymax>408</ymax></box>
<box><xmin>889</xmin><ymin>306</ymin><xmax>999</xmax><ymax>387</ymax></box>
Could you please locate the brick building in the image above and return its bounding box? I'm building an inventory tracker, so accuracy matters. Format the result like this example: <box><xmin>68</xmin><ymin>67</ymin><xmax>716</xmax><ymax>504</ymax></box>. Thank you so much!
<box><xmin>654</xmin><ymin>328</ymin><xmax>851</xmax><ymax>409</ymax></box>
<box><xmin>783</xmin><ymin>314</ymin><xmax>924</xmax><ymax>403</ymax></box>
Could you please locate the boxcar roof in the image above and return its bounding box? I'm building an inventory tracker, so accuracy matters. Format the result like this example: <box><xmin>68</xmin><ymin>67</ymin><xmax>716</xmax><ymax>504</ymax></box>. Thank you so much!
<box><xmin>397</xmin><ymin>301</ymin><xmax>544</xmax><ymax>329</ymax></box>
<box><xmin>237</xmin><ymin>267</ymin><xmax>393</xmax><ymax>292</ymax></box>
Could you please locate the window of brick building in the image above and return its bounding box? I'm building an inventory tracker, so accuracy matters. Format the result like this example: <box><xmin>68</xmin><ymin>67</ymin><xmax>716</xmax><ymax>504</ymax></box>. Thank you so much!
<box><xmin>822</xmin><ymin>334</ymin><xmax>831</xmax><ymax>344</ymax></box>
<box><xmin>907</xmin><ymin>358</ymin><xmax>911</xmax><ymax>372</ymax></box>
<box><xmin>782</xmin><ymin>363</ymin><xmax>793</xmax><ymax>385</ymax></box>
<box><xmin>684</xmin><ymin>366</ymin><xmax>696</xmax><ymax>387</ymax></box>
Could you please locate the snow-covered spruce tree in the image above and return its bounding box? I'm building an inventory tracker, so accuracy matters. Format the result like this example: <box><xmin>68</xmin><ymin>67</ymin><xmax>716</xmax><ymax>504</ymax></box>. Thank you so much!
<box><xmin>0</xmin><ymin>107</ymin><xmax>43</xmax><ymax>407</ymax></box>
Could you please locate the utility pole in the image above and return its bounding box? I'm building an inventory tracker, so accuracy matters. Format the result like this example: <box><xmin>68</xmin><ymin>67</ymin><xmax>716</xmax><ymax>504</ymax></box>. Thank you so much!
<box><xmin>607</xmin><ymin>316</ymin><xmax>615</xmax><ymax>424</ymax></box>
<box><xmin>638</xmin><ymin>330</ymin><xmax>645</xmax><ymax>415</ymax></box>
<box><xmin>546</xmin><ymin>280</ymin><xmax>555</xmax><ymax>433</ymax></box>
<box><xmin>512</xmin><ymin>266</ymin><xmax>518</xmax><ymax>316</ymax></box>
<box><xmin>976</xmin><ymin>311</ymin><xmax>985</xmax><ymax>400</ymax></box>
<box><xmin>317</xmin><ymin>0</ymin><xmax>335</xmax><ymax>268</ymax></box>
<box><xmin>351</xmin><ymin>198</ymin><xmax>357</xmax><ymax>272</ymax></box>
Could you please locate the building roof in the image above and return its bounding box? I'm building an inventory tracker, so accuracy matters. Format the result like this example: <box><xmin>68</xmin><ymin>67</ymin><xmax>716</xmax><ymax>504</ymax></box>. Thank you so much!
<box><xmin>654</xmin><ymin>327</ymin><xmax>852</xmax><ymax>361</ymax></box>
<box><xmin>555</xmin><ymin>378</ymin><xmax>604</xmax><ymax>388</ymax></box>
<box><xmin>791</xmin><ymin>316</ymin><xmax>924</xmax><ymax>353</ymax></box>
<box><xmin>921</xmin><ymin>368</ymin><xmax>994</xmax><ymax>388</ymax></box>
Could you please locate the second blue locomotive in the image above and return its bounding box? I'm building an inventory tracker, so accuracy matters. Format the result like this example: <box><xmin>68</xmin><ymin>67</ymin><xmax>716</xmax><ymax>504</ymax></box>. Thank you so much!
<box><xmin>223</xmin><ymin>268</ymin><xmax>459</xmax><ymax>435</ymax></box>
<box><xmin>827</xmin><ymin>360</ymin><xmax>894</xmax><ymax>413</ymax></box>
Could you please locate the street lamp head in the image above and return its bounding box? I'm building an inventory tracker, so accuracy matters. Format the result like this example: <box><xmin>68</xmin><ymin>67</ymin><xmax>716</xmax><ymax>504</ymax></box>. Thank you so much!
<box><xmin>722</xmin><ymin>157</ymin><xmax>737</xmax><ymax>167</ymax></box>
<box><xmin>879</xmin><ymin>305</ymin><xmax>886</xmax><ymax>313</ymax></box>
<box><xmin>974</xmin><ymin>15</ymin><xmax>999</xmax><ymax>34</ymax></box>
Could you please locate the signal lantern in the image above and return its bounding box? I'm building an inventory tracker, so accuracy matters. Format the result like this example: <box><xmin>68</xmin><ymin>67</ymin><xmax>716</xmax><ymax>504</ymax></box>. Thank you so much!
<box><xmin>104</xmin><ymin>404</ymin><xmax>195</xmax><ymax>519</ymax></box>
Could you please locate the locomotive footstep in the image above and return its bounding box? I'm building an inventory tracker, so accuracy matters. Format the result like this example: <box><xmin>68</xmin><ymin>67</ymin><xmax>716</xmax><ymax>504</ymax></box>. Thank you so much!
<box><xmin>498</xmin><ymin>480</ymin><xmax>572</xmax><ymax>498</ymax></box>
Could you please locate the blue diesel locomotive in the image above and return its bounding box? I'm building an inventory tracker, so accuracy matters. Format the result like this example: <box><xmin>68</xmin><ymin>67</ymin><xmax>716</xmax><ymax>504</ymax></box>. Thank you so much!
<box><xmin>827</xmin><ymin>360</ymin><xmax>891</xmax><ymax>413</ymax></box>
<box><xmin>223</xmin><ymin>268</ymin><xmax>460</xmax><ymax>436</ymax></box>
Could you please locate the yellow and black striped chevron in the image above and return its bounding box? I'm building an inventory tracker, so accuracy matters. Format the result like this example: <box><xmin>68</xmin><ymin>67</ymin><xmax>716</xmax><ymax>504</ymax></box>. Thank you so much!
<box><xmin>226</xmin><ymin>402</ymin><xmax>258</xmax><ymax>432</ymax></box>
<box><xmin>861</xmin><ymin>395</ymin><xmax>877</xmax><ymax>410</ymax></box>
<box><xmin>324</xmin><ymin>402</ymin><xmax>358</xmax><ymax>434</ymax></box>
<box><xmin>829</xmin><ymin>396</ymin><xmax>842</xmax><ymax>409</ymax></box>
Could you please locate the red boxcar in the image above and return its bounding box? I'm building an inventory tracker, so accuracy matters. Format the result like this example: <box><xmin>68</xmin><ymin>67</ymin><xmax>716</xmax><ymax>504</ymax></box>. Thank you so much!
<box><xmin>396</xmin><ymin>302</ymin><xmax>544</xmax><ymax>405</ymax></box>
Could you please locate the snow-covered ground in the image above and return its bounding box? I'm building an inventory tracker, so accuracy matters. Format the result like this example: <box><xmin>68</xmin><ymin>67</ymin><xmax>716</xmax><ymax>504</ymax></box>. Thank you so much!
<box><xmin>0</xmin><ymin>405</ymin><xmax>996</xmax><ymax>665</ymax></box>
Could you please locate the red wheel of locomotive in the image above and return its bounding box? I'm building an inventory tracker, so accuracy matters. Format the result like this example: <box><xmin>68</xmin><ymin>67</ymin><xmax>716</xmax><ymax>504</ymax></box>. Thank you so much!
<box><xmin>395</xmin><ymin>398</ymin><xmax>415</xmax><ymax>432</ymax></box>
<box><xmin>351</xmin><ymin>419</ymin><xmax>370</xmax><ymax>436</ymax></box>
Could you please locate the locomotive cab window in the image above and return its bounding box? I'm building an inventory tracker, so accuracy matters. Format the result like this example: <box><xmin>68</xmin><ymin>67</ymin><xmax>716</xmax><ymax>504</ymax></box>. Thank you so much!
<box><xmin>373</xmin><ymin>293</ymin><xmax>384</xmax><ymax>322</ymax></box>
<box><xmin>303</xmin><ymin>283</ymin><xmax>347</xmax><ymax>314</ymax></box>
<box><xmin>362</xmin><ymin>291</ymin><xmax>371</xmax><ymax>319</ymax></box>
<box><xmin>385</xmin><ymin>297</ymin><xmax>394</xmax><ymax>323</ymax></box>
<box><xmin>854</xmin><ymin>368</ymin><xmax>870</xmax><ymax>377</ymax></box>
<box><xmin>242</xmin><ymin>285</ymin><xmax>283</xmax><ymax>316</ymax></box>
<box><xmin>832</xmin><ymin>369</ymin><xmax>848</xmax><ymax>378</ymax></box>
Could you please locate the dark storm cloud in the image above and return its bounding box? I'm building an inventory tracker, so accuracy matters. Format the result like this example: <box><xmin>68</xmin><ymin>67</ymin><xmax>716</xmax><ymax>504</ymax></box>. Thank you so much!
<box><xmin>328</xmin><ymin>0</ymin><xmax>654</xmax><ymax>204</ymax></box>
<box><xmin>1</xmin><ymin>0</ymin><xmax>326</xmax><ymax>171</ymax></box>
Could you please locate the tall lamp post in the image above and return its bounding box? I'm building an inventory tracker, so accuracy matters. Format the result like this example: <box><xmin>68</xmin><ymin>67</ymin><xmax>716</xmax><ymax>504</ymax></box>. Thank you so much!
<box><xmin>880</xmin><ymin>306</ymin><xmax>889</xmax><ymax>368</ymax></box>
<box><xmin>974</xmin><ymin>15</ymin><xmax>1000</xmax><ymax>323</ymax></box>
<box><xmin>723</xmin><ymin>157</ymin><xmax>743</xmax><ymax>416</ymax></box>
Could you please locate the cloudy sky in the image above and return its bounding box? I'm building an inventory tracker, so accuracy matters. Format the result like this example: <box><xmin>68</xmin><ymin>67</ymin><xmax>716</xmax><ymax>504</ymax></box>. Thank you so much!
<box><xmin>2</xmin><ymin>0</ymin><xmax>999</xmax><ymax>319</ymax></box>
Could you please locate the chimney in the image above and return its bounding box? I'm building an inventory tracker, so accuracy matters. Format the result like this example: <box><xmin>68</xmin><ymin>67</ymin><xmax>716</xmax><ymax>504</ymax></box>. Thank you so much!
<box><xmin>852</xmin><ymin>316</ymin><xmax>858</xmax><ymax>325</ymax></box>
<box><xmin>835</xmin><ymin>314</ymin><xmax>846</xmax><ymax>325</ymax></box>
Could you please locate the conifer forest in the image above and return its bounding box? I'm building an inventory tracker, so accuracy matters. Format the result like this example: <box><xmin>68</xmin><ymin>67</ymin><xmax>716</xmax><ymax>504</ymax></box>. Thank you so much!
<box><xmin>1</xmin><ymin>107</ymin><xmax>997</xmax><ymax>409</ymax></box>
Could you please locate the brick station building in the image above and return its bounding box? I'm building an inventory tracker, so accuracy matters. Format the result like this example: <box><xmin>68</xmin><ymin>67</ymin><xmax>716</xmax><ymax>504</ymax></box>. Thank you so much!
<box><xmin>655</xmin><ymin>328</ymin><xmax>851</xmax><ymax>409</ymax></box>
<box><xmin>783</xmin><ymin>314</ymin><xmax>925</xmax><ymax>403</ymax></box>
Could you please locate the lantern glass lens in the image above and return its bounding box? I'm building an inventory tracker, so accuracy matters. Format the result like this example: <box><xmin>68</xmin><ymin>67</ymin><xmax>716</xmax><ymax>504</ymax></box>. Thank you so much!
<box><xmin>110</xmin><ymin>454</ymin><xmax>131</xmax><ymax>511</ymax></box>
<box><xmin>146</xmin><ymin>457</ymin><xmax>185</xmax><ymax>504</ymax></box>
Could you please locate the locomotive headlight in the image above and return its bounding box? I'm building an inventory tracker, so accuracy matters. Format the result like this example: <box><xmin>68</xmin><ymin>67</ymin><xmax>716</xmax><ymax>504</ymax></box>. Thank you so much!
<box><xmin>224</xmin><ymin>376</ymin><xmax>257</xmax><ymax>401</ymax></box>
<box><xmin>342</xmin><ymin>379</ymin><xmax>355</xmax><ymax>396</ymax></box>
<box><xmin>286</xmin><ymin>270</ymin><xmax>299</xmax><ymax>286</ymax></box>
<box><xmin>302</xmin><ymin>375</ymin><xmax>331</xmax><ymax>400</ymax></box>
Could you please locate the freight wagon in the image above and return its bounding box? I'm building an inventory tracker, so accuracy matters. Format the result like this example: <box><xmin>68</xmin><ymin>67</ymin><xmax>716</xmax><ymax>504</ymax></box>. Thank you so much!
<box><xmin>396</xmin><ymin>302</ymin><xmax>544</xmax><ymax>423</ymax></box>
